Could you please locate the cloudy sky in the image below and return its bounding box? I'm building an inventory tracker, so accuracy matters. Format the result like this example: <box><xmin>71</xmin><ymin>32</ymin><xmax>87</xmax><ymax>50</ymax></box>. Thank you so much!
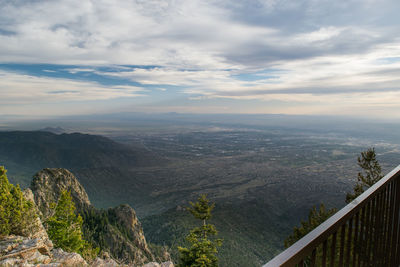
<box><xmin>0</xmin><ymin>0</ymin><xmax>400</xmax><ymax>118</ymax></box>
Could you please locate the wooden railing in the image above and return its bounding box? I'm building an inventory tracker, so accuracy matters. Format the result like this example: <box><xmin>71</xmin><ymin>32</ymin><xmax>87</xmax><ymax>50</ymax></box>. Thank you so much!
<box><xmin>264</xmin><ymin>164</ymin><xmax>400</xmax><ymax>267</ymax></box>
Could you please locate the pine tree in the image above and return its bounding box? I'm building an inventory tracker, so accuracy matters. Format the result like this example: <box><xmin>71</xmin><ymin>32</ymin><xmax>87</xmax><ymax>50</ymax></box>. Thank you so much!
<box><xmin>46</xmin><ymin>190</ymin><xmax>87</xmax><ymax>253</ymax></box>
<box><xmin>0</xmin><ymin>166</ymin><xmax>11</xmax><ymax>236</ymax></box>
<box><xmin>178</xmin><ymin>194</ymin><xmax>222</xmax><ymax>267</ymax></box>
<box><xmin>284</xmin><ymin>204</ymin><xmax>337</xmax><ymax>248</ymax></box>
<box><xmin>346</xmin><ymin>147</ymin><xmax>383</xmax><ymax>203</ymax></box>
<box><xmin>0</xmin><ymin>166</ymin><xmax>37</xmax><ymax>237</ymax></box>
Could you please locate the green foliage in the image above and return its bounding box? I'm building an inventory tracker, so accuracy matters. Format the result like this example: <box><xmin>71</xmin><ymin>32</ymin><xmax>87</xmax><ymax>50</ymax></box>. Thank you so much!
<box><xmin>0</xmin><ymin>166</ymin><xmax>37</xmax><ymax>237</ymax></box>
<box><xmin>346</xmin><ymin>147</ymin><xmax>383</xmax><ymax>203</ymax></box>
<box><xmin>143</xmin><ymin>202</ymin><xmax>284</xmax><ymax>267</ymax></box>
<box><xmin>284</xmin><ymin>204</ymin><xmax>337</xmax><ymax>248</ymax></box>
<box><xmin>80</xmin><ymin>241</ymin><xmax>100</xmax><ymax>262</ymax></box>
<box><xmin>188</xmin><ymin>195</ymin><xmax>215</xmax><ymax>222</ymax></box>
<box><xmin>178</xmin><ymin>195</ymin><xmax>222</xmax><ymax>267</ymax></box>
<box><xmin>45</xmin><ymin>190</ymin><xmax>97</xmax><ymax>259</ymax></box>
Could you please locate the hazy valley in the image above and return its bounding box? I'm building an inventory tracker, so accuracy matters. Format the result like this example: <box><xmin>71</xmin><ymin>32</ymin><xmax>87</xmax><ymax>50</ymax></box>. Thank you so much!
<box><xmin>1</xmin><ymin>114</ymin><xmax>400</xmax><ymax>266</ymax></box>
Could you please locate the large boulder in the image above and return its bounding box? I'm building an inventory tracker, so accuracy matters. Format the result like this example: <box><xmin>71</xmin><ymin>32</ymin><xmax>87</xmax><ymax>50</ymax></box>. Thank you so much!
<box><xmin>0</xmin><ymin>235</ymin><xmax>51</xmax><ymax>266</ymax></box>
<box><xmin>143</xmin><ymin>261</ymin><xmax>174</xmax><ymax>267</ymax></box>
<box><xmin>160</xmin><ymin>262</ymin><xmax>174</xmax><ymax>267</ymax></box>
<box><xmin>89</xmin><ymin>257</ymin><xmax>119</xmax><ymax>267</ymax></box>
<box><xmin>51</xmin><ymin>248</ymin><xmax>88</xmax><ymax>266</ymax></box>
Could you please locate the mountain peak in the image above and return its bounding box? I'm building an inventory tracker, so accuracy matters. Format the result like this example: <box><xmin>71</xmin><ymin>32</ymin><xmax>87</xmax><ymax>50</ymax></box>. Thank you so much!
<box><xmin>37</xmin><ymin>127</ymin><xmax>66</xmax><ymax>134</ymax></box>
<box><xmin>30</xmin><ymin>168</ymin><xmax>91</xmax><ymax>218</ymax></box>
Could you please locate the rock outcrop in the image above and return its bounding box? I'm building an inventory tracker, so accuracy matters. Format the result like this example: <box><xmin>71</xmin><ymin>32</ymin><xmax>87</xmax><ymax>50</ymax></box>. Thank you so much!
<box><xmin>109</xmin><ymin>204</ymin><xmax>150</xmax><ymax>254</ymax></box>
<box><xmin>29</xmin><ymin>168</ymin><xmax>156</xmax><ymax>266</ymax></box>
<box><xmin>0</xmin><ymin>235</ymin><xmax>173</xmax><ymax>267</ymax></box>
<box><xmin>0</xmin><ymin>235</ymin><xmax>86</xmax><ymax>267</ymax></box>
<box><xmin>30</xmin><ymin>168</ymin><xmax>91</xmax><ymax>218</ymax></box>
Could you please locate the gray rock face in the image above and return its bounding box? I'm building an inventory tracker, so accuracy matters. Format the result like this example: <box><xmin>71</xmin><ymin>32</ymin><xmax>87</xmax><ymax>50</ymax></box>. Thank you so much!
<box><xmin>0</xmin><ymin>235</ymin><xmax>77</xmax><ymax>267</ymax></box>
<box><xmin>111</xmin><ymin>204</ymin><xmax>151</xmax><ymax>254</ymax></box>
<box><xmin>22</xmin><ymin>188</ymin><xmax>53</xmax><ymax>250</ymax></box>
<box><xmin>30</xmin><ymin>168</ymin><xmax>91</xmax><ymax>218</ymax></box>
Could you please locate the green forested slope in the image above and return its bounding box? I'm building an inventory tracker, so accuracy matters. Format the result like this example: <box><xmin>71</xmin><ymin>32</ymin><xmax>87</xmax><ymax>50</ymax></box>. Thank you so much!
<box><xmin>142</xmin><ymin>202</ymin><xmax>292</xmax><ymax>267</ymax></box>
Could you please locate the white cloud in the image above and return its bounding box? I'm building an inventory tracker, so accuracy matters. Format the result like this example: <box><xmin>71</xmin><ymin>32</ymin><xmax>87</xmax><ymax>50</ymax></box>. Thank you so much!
<box><xmin>0</xmin><ymin>0</ymin><xmax>399</xmax><ymax>117</ymax></box>
<box><xmin>0</xmin><ymin>70</ymin><xmax>145</xmax><ymax>105</ymax></box>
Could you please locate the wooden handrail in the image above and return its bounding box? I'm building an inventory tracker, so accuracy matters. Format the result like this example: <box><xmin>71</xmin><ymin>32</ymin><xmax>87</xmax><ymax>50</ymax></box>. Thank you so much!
<box><xmin>263</xmin><ymin>164</ymin><xmax>400</xmax><ymax>267</ymax></box>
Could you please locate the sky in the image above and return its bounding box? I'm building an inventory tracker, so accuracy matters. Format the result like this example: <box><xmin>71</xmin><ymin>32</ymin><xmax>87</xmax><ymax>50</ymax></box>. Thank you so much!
<box><xmin>0</xmin><ymin>0</ymin><xmax>400</xmax><ymax>118</ymax></box>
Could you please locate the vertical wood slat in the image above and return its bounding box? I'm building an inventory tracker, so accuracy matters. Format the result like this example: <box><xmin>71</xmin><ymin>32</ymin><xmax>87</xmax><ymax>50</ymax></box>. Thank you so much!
<box><xmin>338</xmin><ymin>224</ymin><xmax>346</xmax><ymax>267</ymax></box>
<box><xmin>352</xmin><ymin>212</ymin><xmax>359</xmax><ymax>267</ymax></box>
<box><xmin>372</xmin><ymin>191</ymin><xmax>383</xmax><ymax>265</ymax></box>
<box><xmin>356</xmin><ymin>205</ymin><xmax>366</xmax><ymax>267</ymax></box>
<box><xmin>330</xmin><ymin>232</ymin><xmax>337</xmax><ymax>267</ymax></box>
<box><xmin>363</xmin><ymin>201</ymin><xmax>372</xmax><ymax>265</ymax></box>
<box><xmin>377</xmin><ymin>186</ymin><xmax>387</xmax><ymax>266</ymax></box>
<box><xmin>366</xmin><ymin>198</ymin><xmax>375</xmax><ymax>263</ymax></box>
<box><xmin>378</xmin><ymin>185</ymin><xmax>389</xmax><ymax>265</ymax></box>
<box><xmin>322</xmin><ymin>240</ymin><xmax>327</xmax><ymax>267</ymax></box>
<box><xmin>382</xmin><ymin>181</ymin><xmax>393</xmax><ymax>266</ymax></box>
<box><xmin>310</xmin><ymin>248</ymin><xmax>316</xmax><ymax>267</ymax></box>
<box><xmin>345</xmin><ymin>217</ymin><xmax>353</xmax><ymax>266</ymax></box>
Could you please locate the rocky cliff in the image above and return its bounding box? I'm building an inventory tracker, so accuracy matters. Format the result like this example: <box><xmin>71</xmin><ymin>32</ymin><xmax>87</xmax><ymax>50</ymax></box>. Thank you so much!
<box><xmin>0</xmin><ymin>235</ymin><xmax>174</xmax><ymax>267</ymax></box>
<box><xmin>30</xmin><ymin>168</ymin><xmax>91</xmax><ymax>218</ymax></box>
<box><xmin>29</xmin><ymin>168</ymin><xmax>162</xmax><ymax>266</ymax></box>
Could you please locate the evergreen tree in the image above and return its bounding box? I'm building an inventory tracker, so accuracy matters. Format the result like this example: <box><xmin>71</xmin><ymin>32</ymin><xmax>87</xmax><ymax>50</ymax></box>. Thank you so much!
<box><xmin>46</xmin><ymin>190</ymin><xmax>87</xmax><ymax>253</ymax></box>
<box><xmin>0</xmin><ymin>166</ymin><xmax>37</xmax><ymax>237</ymax></box>
<box><xmin>0</xmin><ymin>166</ymin><xmax>11</xmax><ymax>235</ymax></box>
<box><xmin>346</xmin><ymin>147</ymin><xmax>383</xmax><ymax>203</ymax></box>
<box><xmin>178</xmin><ymin>195</ymin><xmax>222</xmax><ymax>267</ymax></box>
<box><xmin>284</xmin><ymin>204</ymin><xmax>337</xmax><ymax>248</ymax></box>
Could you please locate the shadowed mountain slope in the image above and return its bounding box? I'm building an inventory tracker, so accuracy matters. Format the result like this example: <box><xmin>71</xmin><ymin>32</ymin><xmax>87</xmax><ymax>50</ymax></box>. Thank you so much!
<box><xmin>0</xmin><ymin>131</ymin><xmax>164</xmax><ymax>208</ymax></box>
